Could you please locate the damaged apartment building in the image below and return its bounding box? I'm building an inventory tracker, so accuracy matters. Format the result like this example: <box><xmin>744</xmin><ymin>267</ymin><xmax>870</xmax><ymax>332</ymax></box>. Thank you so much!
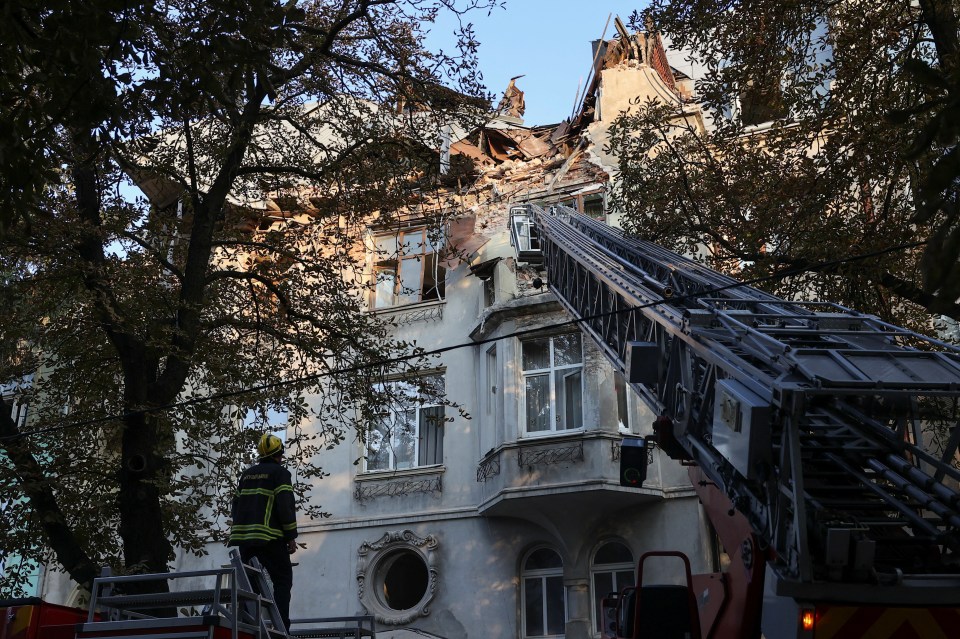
<box><xmin>34</xmin><ymin>21</ymin><xmax>711</xmax><ymax>639</ymax></box>
<box><xmin>273</xmin><ymin>24</ymin><xmax>710</xmax><ymax>639</ymax></box>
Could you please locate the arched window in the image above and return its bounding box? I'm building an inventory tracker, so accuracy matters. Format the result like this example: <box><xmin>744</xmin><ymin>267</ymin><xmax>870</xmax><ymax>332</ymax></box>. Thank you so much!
<box><xmin>591</xmin><ymin>542</ymin><xmax>635</xmax><ymax>634</ymax></box>
<box><xmin>521</xmin><ymin>547</ymin><xmax>566</xmax><ymax>638</ymax></box>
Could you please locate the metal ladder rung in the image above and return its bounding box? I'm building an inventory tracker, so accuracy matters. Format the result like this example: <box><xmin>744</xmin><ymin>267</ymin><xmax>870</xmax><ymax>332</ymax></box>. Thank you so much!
<box><xmin>229</xmin><ymin>549</ymin><xmax>289</xmax><ymax>638</ymax></box>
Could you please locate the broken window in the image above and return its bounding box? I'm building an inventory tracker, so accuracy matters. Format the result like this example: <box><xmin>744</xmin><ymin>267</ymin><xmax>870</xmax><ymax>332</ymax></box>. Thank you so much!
<box><xmin>365</xmin><ymin>374</ymin><xmax>445</xmax><ymax>471</ymax></box>
<box><xmin>582</xmin><ymin>193</ymin><xmax>605</xmax><ymax>220</ymax></box>
<box><xmin>482</xmin><ymin>276</ymin><xmax>496</xmax><ymax>308</ymax></box>
<box><xmin>738</xmin><ymin>76</ymin><xmax>788</xmax><ymax>127</ymax></box>
<box><xmin>371</xmin><ymin>228</ymin><xmax>446</xmax><ymax>308</ymax></box>
<box><xmin>551</xmin><ymin>191</ymin><xmax>605</xmax><ymax>220</ymax></box>
<box><xmin>615</xmin><ymin>371</ymin><xmax>630</xmax><ymax>433</ymax></box>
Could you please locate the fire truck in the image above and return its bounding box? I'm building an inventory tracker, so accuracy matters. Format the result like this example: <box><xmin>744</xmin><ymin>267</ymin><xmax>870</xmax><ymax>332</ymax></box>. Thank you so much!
<box><xmin>513</xmin><ymin>204</ymin><xmax>960</xmax><ymax>638</ymax></box>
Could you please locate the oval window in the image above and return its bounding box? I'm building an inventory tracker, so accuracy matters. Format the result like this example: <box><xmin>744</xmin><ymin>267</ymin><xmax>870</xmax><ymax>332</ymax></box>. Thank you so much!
<box><xmin>357</xmin><ymin>530</ymin><xmax>439</xmax><ymax>625</ymax></box>
<box><xmin>379</xmin><ymin>549</ymin><xmax>429</xmax><ymax>611</ymax></box>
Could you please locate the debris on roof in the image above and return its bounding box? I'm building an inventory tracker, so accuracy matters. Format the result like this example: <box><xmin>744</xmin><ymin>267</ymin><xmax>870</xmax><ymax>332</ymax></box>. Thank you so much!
<box><xmin>496</xmin><ymin>75</ymin><xmax>526</xmax><ymax>119</ymax></box>
<box><xmin>145</xmin><ymin>17</ymin><xmax>697</xmax><ymax>242</ymax></box>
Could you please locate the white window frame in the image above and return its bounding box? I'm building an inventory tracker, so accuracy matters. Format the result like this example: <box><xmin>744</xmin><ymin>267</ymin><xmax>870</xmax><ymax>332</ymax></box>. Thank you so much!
<box><xmin>364</xmin><ymin>374</ymin><xmax>444</xmax><ymax>472</ymax></box>
<box><xmin>521</xmin><ymin>547</ymin><xmax>567</xmax><ymax>639</ymax></box>
<box><xmin>589</xmin><ymin>542</ymin><xmax>635</xmax><ymax>635</ymax></box>
<box><xmin>510</xmin><ymin>207</ymin><xmax>539</xmax><ymax>252</ymax></box>
<box><xmin>520</xmin><ymin>333</ymin><xmax>584</xmax><ymax>436</ymax></box>
<box><xmin>485</xmin><ymin>345</ymin><xmax>498</xmax><ymax>417</ymax></box>
<box><xmin>370</xmin><ymin>227</ymin><xmax>445</xmax><ymax>309</ymax></box>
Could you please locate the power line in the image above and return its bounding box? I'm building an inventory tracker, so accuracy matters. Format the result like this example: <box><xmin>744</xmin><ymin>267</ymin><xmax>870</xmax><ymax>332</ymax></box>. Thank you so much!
<box><xmin>1</xmin><ymin>238</ymin><xmax>929</xmax><ymax>442</ymax></box>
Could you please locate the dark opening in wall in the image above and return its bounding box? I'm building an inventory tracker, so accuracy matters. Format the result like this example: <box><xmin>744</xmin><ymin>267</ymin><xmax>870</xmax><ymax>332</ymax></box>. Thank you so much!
<box><xmin>380</xmin><ymin>549</ymin><xmax>429</xmax><ymax>610</ymax></box>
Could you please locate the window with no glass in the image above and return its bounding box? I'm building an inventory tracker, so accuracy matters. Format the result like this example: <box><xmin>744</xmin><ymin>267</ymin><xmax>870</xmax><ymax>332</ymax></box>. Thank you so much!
<box><xmin>371</xmin><ymin>228</ymin><xmax>445</xmax><ymax>308</ymax></box>
<box><xmin>377</xmin><ymin>548</ymin><xmax>429</xmax><ymax>611</ymax></box>
<box><xmin>356</xmin><ymin>530</ymin><xmax>438</xmax><ymax>625</ymax></box>
<box><xmin>521</xmin><ymin>333</ymin><xmax>583</xmax><ymax>434</ymax></box>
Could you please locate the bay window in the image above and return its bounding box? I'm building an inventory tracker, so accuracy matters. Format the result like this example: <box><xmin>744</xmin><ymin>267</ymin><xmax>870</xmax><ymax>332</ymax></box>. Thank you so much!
<box><xmin>521</xmin><ymin>333</ymin><xmax>583</xmax><ymax>434</ymax></box>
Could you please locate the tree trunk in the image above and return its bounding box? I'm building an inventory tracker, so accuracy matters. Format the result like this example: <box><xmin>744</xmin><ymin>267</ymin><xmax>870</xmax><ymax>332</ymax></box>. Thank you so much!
<box><xmin>118</xmin><ymin>365</ymin><xmax>174</xmax><ymax>580</ymax></box>
<box><xmin>71</xmin><ymin>136</ymin><xmax>174</xmax><ymax>600</ymax></box>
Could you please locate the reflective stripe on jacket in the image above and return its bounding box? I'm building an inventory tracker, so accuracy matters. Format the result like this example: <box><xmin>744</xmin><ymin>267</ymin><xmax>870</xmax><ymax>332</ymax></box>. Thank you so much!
<box><xmin>228</xmin><ymin>458</ymin><xmax>298</xmax><ymax>545</ymax></box>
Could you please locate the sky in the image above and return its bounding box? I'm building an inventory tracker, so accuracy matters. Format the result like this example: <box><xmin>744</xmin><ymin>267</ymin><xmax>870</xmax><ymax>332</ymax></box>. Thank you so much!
<box><xmin>427</xmin><ymin>1</ymin><xmax>650</xmax><ymax>126</ymax></box>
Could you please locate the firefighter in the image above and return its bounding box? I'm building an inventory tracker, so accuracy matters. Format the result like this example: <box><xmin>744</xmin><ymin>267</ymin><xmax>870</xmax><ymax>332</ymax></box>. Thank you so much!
<box><xmin>229</xmin><ymin>433</ymin><xmax>299</xmax><ymax>631</ymax></box>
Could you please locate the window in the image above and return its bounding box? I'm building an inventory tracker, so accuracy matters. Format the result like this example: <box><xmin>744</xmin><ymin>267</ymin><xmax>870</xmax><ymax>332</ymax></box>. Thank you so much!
<box><xmin>483</xmin><ymin>275</ymin><xmax>496</xmax><ymax>308</ymax></box>
<box><xmin>522</xmin><ymin>548</ymin><xmax>566</xmax><ymax>638</ymax></box>
<box><xmin>582</xmin><ymin>193</ymin><xmax>604</xmax><ymax>220</ymax></box>
<box><xmin>738</xmin><ymin>76</ymin><xmax>788</xmax><ymax>127</ymax></box>
<box><xmin>546</xmin><ymin>191</ymin><xmax>605</xmax><ymax>220</ymax></box>
<box><xmin>371</xmin><ymin>228</ymin><xmax>445</xmax><ymax>309</ymax></box>
<box><xmin>365</xmin><ymin>374</ymin><xmax>444</xmax><ymax>471</ymax></box>
<box><xmin>1</xmin><ymin>381</ymin><xmax>31</xmax><ymax>429</ymax></box>
<box><xmin>591</xmin><ymin>542</ymin><xmax>635</xmax><ymax>634</ymax></box>
<box><xmin>8</xmin><ymin>399</ymin><xmax>28</xmax><ymax>429</ymax></box>
<box><xmin>522</xmin><ymin>334</ymin><xmax>583</xmax><ymax>434</ymax></box>
<box><xmin>376</xmin><ymin>548</ymin><xmax>429</xmax><ymax>610</ymax></box>
<box><xmin>511</xmin><ymin>207</ymin><xmax>540</xmax><ymax>252</ymax></box>
<box><xmin>356</xmin><ymin>530</ymin><xmax>439</xmax><ymax>625</ymax></box>
<box><xmin>485</xmin><ymin>346</ymin><xmax>498</xmax><ymax>415</ymax></box>
<box><xmin>615</xmin><ymin>372</ymin><xmax>630</xmax><ymax>433</ymax></box>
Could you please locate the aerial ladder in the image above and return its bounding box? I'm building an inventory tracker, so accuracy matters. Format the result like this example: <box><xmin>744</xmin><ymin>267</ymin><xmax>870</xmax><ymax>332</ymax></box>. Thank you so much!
<box><xmin>511</xmin><ymin>203</ymin><xmax>960</xmax><ymax>638</ymax></box>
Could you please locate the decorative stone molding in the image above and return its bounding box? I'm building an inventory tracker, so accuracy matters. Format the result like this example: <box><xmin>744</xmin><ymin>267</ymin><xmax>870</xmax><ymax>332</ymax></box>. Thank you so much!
<box><xmin>354</xmin><ymin>472</ymin><xmax>442</xmax><ymax>502</ymax></box>
<box><xmin>517</xmin><ymin>439</ymin><xmax>584</xmax><ymax>468</ymax></box>
<box><xmin>372</xmin><ymin>301</ymin><xmax>444</xmax><ymax>326</ymax></box>
<box><xmin>356</xmin><ymin>530</ymin><xmax>439</xmax><ymax>625</ymax></box>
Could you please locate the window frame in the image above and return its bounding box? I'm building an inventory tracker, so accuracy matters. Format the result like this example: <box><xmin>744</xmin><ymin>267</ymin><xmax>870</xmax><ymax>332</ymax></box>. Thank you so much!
<box><xmin>511</xmin><ymin>209</ymin><xmax>539</xmax><ymax>253</ymax></box>
<box><xmin>370</xmin><ymin>226</ymin><xmax>446</xmax><ymax>309</ymax></box>
<box><xmin>520</xmin><ymin>333</ymin><xmax>585</xmax><ymax>436</ymax></box>
<box><xmin>589</xmin><ymin>542</ymin><xmax>635</xmax><ymax>635</ymax></box>
<box><xmin>521</xmin><ymin>546</ymin><xmax>567</xmax><ymax>639</ymax></box>
<box><xmin>364</xmin><ymin>374</ymin><xmax>445</xmax><ymax>473</ymax></box>
<box><xmin>485</xmin><ymin>345</ymin><xmax>498</xmax><ymax>417</ymax></box>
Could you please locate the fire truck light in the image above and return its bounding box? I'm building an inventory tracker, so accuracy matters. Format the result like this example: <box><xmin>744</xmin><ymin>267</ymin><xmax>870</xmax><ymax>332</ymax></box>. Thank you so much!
<box><xmin>801</xmin><ymin>609</ymin><xmax>815</xmax><ymax>631</ymax></box>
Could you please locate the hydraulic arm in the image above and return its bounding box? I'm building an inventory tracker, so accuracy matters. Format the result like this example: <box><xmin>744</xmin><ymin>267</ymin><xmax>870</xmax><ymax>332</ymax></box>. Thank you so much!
<box><xmin>519</xmin><ymin>204</ymin><xmax>960</xmax><ymax>603</ymax></box>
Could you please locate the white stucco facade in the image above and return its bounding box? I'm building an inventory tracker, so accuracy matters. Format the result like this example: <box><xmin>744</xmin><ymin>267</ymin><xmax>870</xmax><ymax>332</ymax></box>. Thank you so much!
<box><xmin>194</xmin><ymin>209</ymin><xmax>711</xmax><ymax>638</ymax></box>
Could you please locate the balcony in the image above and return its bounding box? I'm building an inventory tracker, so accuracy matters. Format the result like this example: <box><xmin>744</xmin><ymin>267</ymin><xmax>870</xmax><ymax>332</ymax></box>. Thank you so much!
<box><xmin>475</xmin><ymin>431</ymin><xmax>663</xmax><ymax>519</ymax></box>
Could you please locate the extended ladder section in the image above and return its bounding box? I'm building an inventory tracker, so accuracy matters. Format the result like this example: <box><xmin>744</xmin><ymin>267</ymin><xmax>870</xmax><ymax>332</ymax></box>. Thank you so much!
<box><xmin>521</xmin><ymin>203</ymin><xmax>960</xmax><ymax>601</ymax></box>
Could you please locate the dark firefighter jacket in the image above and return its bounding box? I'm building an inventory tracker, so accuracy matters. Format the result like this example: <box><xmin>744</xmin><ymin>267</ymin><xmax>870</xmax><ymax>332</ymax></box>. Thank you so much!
<box><xmin>228</xmin><ymin>458</ymin><xmax>298</xmax><ymax>546</ymax></box>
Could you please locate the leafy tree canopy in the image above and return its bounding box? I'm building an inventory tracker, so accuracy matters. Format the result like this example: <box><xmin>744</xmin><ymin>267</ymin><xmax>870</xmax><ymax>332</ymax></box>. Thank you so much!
<box><xmin>609</xmin><ymin>0</ymin><xmax>960</xmax><ymax>330</ymax></box>
<box><xmin>0</xmin><ymin>0</ymin><xmax>495</xmax><ymax>596</ymax></box>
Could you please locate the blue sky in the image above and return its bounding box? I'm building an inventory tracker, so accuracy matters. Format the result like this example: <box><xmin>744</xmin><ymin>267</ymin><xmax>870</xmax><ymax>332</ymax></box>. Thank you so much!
<box><xmin>428</xmin><ymin>2</ymin><xmax>649</xmax><ymax>126</ymax></box>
